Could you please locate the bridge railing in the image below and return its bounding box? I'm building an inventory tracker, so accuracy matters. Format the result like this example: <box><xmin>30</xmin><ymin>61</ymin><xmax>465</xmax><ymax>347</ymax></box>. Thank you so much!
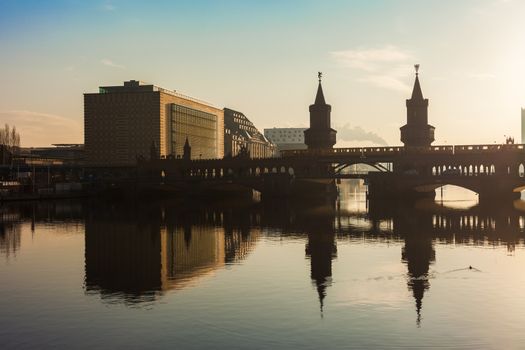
<box><xmin>453</xmin><ymin>144</ymin><xmax>525</xmax><ymax>153</ymax></box>
<box><xmin>280</xmin><ymin>144</ymin><xmax>525</xmax><ymax>158</ymax></box>
<box><xmin>281</xmin><ymin>146</ymin><xmax>450</xmax><ymax>157</ymax></box>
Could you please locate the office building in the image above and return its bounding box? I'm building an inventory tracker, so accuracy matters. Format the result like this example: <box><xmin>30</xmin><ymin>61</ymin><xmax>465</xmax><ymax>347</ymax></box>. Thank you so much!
<box><xmin>84</xmin><ymin>80</ymin><xmax>224</xmax><ymax>165</ymax></box>
<box><xmin>264</xmin><ymin>128</ymin><xmax>307</xmax><ymax>152</ymax></box>
<box><xmin>224</xmin><ymin>108</ymin><xmax>276</xmax><ymax>158</ymax></box>
<box><xmin>521</xmin><ymin>108</ymin><xmax>525</xmax><ymax>143</ymax></box>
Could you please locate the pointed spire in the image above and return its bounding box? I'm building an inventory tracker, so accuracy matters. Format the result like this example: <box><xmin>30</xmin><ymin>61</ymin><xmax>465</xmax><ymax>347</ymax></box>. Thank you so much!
<box><xmin>411</xmin><ymin>64</ymin><xmax>424</xmax><ymax>100</ymax></box>
<box><xmin>183</xmin><ymin>137</ymin><xmax>191</xmax><ymax>160</ymax></box>
<box><xmin>314</xmin><ymin>72</ymin><xmax>326</xmax><ymax>105</ymax></box>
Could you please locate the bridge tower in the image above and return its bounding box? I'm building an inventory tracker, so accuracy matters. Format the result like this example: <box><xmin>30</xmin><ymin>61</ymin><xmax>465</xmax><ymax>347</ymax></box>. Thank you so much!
<box><xmin>304</xmin><ymin>72</ymin><xmax>337</xmax><ymax>150</ymax></box>
<box><xmin>400</xmin><ymin>65</ymin><xmax>435</xmax><ymax>148</ymax></box>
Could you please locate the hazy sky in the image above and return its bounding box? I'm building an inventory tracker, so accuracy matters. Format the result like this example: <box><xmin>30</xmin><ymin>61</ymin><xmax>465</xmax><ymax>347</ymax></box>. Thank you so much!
<box><xmin>1</xmin><ymin>0</ymin><xmax>524</xmax><ymax>147</ymax></box>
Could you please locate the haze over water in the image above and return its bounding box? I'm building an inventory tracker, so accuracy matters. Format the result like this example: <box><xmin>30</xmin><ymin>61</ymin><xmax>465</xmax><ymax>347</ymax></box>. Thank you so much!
<box><xmin>1</xmin><ymin>182</ymin><xmax>525</xmax><ymax>349</ymax></box>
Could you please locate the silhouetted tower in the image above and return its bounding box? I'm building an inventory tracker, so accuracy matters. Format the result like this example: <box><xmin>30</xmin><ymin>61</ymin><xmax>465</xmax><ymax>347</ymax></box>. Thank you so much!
<box><xmin>150</xmin><ymin>141</ymin><xmax>158</xmax><ymax>160</ymax></box>
<box><xmin>400</xmin><ymin>65</ymin><xmax>435</xmax><ymax>148</ymax></box>
<box><xmin>304</xmin><ymin>72</ymin><xmax>337</xmax><ymax>150</ymax></box>
<box><xmin>183</xmin><ymin>137</ymin><xmax>191</xmax><ymax>160</ymax></box>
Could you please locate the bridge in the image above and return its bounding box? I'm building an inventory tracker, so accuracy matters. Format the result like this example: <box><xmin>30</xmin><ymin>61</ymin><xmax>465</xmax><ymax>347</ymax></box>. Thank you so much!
<box><xmin>140</xmin><ymin>143</ymin><xmax>525</xmax><ymax>200</ymax></box>
<box><xmin>138</xmin><ymin>69</ymin><xmax>525</xmax><ymax>201</ymax></box>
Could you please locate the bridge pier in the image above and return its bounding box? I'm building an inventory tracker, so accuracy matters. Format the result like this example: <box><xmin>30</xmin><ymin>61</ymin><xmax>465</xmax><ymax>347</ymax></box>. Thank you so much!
<box><xmin>367</xmin><ymin>173</ymin><xmax>436</xmax><ymax>200</ymax></box>
<box><xmin>261</xmin><ymin>176</ymin><xmax>337</xmax><ymax>199</ymax></box>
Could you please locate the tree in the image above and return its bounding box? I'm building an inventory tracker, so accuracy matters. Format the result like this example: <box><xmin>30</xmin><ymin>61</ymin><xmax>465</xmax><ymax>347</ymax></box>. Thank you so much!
<box><xmin>0</xmin><ymin>124</ymin><xmax>21</xmax><ymax>154</ymax></box>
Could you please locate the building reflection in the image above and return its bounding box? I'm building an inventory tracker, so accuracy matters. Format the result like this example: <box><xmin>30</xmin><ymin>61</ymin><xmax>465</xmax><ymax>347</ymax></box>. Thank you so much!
<box><xmin>84</xmin><ymin>201</ymin><xmax>259</xmax><ymax>303</ymax></box>
<box><xmin>0</xmin><ymin>221</ymin><xmax>21</xmax><ymax>259</ymax></box>
<box><xmin>1</xmin><ymin>192</ymin><xmax>525</xmax><ymax>316</ymax></box>
<box><xmin>0</xmin><ymin>201</ymin><xmax>84</xmax><ymax>259</ymax></box>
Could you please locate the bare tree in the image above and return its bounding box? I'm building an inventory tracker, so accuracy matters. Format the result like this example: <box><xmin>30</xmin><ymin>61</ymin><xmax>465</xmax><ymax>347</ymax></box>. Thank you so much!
<box><xmin>0</xmin><ymin>124</ymin><xmax>21</xmax><ymax>154</ymax></box>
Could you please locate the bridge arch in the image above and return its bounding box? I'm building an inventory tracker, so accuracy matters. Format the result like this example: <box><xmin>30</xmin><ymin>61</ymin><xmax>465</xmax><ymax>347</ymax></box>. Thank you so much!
<box><xmin>333</xmin><ymin>162</ymin><xmax>391</xmax><ymax>175</ymax></box>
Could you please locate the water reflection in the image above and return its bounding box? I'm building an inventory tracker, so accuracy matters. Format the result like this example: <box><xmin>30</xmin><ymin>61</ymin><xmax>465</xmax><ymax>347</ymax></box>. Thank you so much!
<box><xmin>84</xmin><ymin>201</ymin><xmax>259</xmax><ymax>303</ymax></box>
<box><xmin>1</xmin><ymin>191</ymin><xmax>525</xmax><ymax>322</ymax></box>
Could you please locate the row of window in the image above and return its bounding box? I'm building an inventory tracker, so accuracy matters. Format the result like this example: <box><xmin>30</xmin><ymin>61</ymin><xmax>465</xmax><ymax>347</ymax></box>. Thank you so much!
<box><xmin>170</xmin><ymin>104</ymin><xmax>218</xmax><ymax>159</ymax></box>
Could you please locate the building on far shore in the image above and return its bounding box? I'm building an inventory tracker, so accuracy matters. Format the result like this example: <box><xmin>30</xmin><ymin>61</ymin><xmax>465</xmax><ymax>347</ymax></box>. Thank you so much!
<box><xmin>264</xmin><ymin>128</ymin><xmax>307</xmax><ymax>153</ymax></box>
<box><xmin>521</xmin><ymin>108</ymin><xmax>525</xmax><ymax>144</ymax></box>
<box><xmin>224</xmin><ymin>108</ymin><xmax>276</xmax><ymax>158</ymax></box>
<box><xmin>84</xmin><ymin>80</ymin><xmax>224</xmax><ymax>166</ymax></box>
<box><xmin>25</xmin><ymin>144</ymin><xmax>84</xmax><ymax>164</ymax></box>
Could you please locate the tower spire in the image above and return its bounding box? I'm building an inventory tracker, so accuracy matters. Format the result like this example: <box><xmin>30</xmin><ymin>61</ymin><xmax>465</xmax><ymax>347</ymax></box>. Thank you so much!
<box><xmin>314</xmin><ymin>72</ymin><xmax>326</xmax><ymax>105</ymax></box>
<box><xmin>304</xmin><ymin>72</ymin><xmax>336</xmax><ymax>150</ymax></box>
<box><xmin>400</xmin><ymin>65</ymin><xmax>435</xmax><ymax>147</ymax></box>
<box><xmin>411</xmin><ymin>64</ymin><xmax>424</xmax><ymax>100</ymax></box>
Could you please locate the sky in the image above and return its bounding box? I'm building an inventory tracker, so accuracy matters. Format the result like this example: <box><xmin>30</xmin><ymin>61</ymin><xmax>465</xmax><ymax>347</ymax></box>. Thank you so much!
<box><xmin>0</xmin><ymin>0</ymin><xmax>524</xmax><ymax>147</ymax></box>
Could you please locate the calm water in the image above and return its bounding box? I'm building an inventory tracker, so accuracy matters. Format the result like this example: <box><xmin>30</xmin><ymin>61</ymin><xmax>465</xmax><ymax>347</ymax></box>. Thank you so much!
<box><xmin>2</xmin><ymin>182</ymin><xmax>525</xmax><ymax>349</ymax></box>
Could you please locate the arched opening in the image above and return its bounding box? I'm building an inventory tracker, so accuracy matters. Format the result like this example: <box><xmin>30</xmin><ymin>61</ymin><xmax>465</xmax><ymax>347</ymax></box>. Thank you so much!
<box><xmin>435</xmin><ymin>184</ymin><xmax>478</xmax><ymax>209</ymax></box>
<box><xmin>288</xmin><ymin>167</ymin><xmax>294</xmax><ymax>176</ymax></box>
<box><xmin>272</xmin><ymin>167</ymin><xmax>277</xmax><ymax>173</ymax></box>
<box><xmin>480</xmin><ymin>165</ymin><xmax>484</xmax><ymax>174</ymax></box>
<box><xmin>255</xmin><ymin>167</ymin><xmax>261</xmax><ymax>176</ymax></box>
<box><xmin>519</xmin><ymin>164</ymin><xmax>525</xmax><ymax>177</ymax></box>
<box><xmin>432</xmin><ymin>166</ymin><xmax>437</xmax><ymax>176</ymax></box>
<box><xmin>469</xmin><ymin>165</ymin><xmax>473</xmax><ymax>176</ymax></box>
<box><xmin>280</xmin><ymin>166</ymin><xmax>286</xmax><ymax>173</ymax></box>
<box><xmin>490</xmin><ymin>164</ymin><xmax>495</xmax><ymax>175</ymax></box>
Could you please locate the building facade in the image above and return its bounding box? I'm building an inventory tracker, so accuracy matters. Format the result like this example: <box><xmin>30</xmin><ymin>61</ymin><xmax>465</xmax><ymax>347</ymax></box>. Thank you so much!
<box><xmin>264</xmin><ymin>128</ymin><xmax>307</xmax><ymax>152</ymax></box>
<box><xmin>224</xmin><ymin>108</ymin><xmax>276</xmax><ymax>158</ymax></box>
<box><xmin>84</xmin><ymin>80</ymin><xmax>224</xmax><ymax>165</ymax></box>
